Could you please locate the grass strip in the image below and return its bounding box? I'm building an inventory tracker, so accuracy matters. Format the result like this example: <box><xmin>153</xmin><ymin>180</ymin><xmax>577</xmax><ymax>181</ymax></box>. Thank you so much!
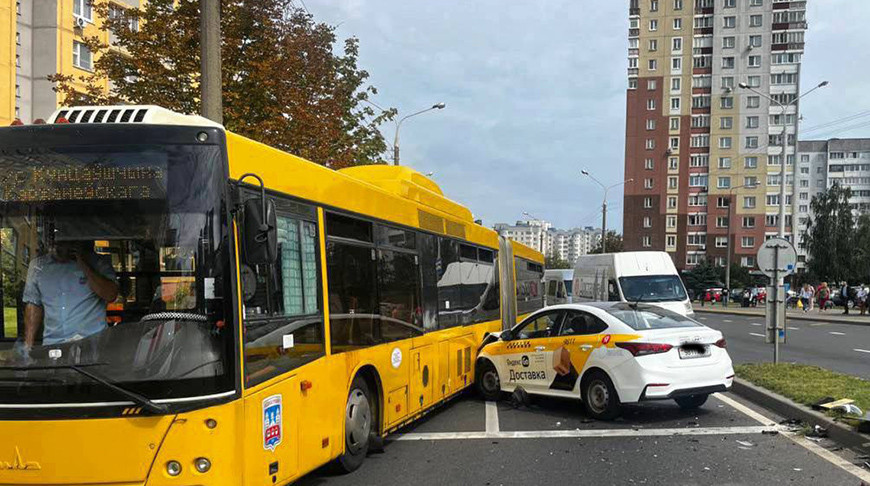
<box><xmin>736</xmin><ymin>363</ymin><xmax>870</xmax><ymax>415</ymax></box>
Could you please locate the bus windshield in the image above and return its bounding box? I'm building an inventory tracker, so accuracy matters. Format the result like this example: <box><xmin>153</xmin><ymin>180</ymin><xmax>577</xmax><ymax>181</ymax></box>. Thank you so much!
<box><xmin>618</xmin><ymin>275</ymin><xmax>687</xmax><ymax>303</ymax></box>
<box><xmin>0</xmin><ymin>140</ymin><xmax>235</xmax><ymax>406</ymax></box>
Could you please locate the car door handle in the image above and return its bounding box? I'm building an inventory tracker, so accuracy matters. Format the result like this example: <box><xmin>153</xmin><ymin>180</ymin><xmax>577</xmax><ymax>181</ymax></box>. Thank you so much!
<box><xmin>580</xmin><ymin>344</ymin><xmax>593</xmax><ymax>351</ymax></box>
<box><xmin>535</xmin><ymin>346</ymin><xmax>546</xmax><ymax>351</ymax></box>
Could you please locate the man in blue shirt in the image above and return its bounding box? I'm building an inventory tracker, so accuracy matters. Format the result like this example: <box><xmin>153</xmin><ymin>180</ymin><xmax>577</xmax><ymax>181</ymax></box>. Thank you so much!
<box><xmin>22</xmin><ymin>241</ymin><xmax>119</xmax><ymax>347</ymax></box>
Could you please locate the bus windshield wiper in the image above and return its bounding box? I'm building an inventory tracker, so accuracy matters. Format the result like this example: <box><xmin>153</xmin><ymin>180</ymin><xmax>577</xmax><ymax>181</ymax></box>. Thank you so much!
<box><xmin>0</xmin><ymin>363</ymin><xmax>168</xmax><ymax>414</ymax></box>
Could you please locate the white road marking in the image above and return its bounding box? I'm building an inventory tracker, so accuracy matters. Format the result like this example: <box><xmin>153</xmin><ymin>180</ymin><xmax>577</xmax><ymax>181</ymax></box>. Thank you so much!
<box><xmin>749</xmin><ymin>332</ymin><xmax>766</xmax><ymax>338</ymax></box>
<box><xmin>714</xmin><ymin>393</ymin><xmax>870</xmax><ymax>482</ymax></box>
<box><xmin>787</xmin><ymin>326</ymin><xmax>799</xmax><ymax>331</ymax></box>
<box><xmin>751</xmin><ymin>322</ymin><xmax>762</xmax><ymax>327</ymax></box>
<box><xmin>723</xmin><ymin>319</ymin><xmax>734</xmax><ymax>323</ymax></box>
<box><xmin>829</xmin><ymin>331</ymin><xmax>846</xmax><ymax>336</ymax></box>
<box><xmin>698</xmin><ymin>317</ymin><xmax>708</xmax><ymax>320</ymax></box>
<box><xmin>396</xmin><ymin>425</ymin><xmax>775</xmax><ymax>441</ymax></box>
<box><xmin>854</xmin><ymin>348</ymin><xmax>870</xmax><ymax>354</ymax></box>
<box><xmin>485</xmin><ymin>401</ymin><xmax>499</xmax><ymax>434</ymax></box>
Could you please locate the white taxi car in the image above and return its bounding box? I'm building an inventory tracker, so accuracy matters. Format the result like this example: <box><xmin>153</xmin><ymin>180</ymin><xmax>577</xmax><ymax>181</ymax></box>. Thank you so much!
<box><xmin>476</xmin><ymin>302</ymin><xmax>734</xmax><ymax>420</ymax></box>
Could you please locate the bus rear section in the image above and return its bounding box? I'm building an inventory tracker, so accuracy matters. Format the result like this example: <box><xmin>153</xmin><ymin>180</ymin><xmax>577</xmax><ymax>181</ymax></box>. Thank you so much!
<box><xmin>572</xmin><ymin>251</ymin><xmax>692</xmax><ymax>316</ymax></box>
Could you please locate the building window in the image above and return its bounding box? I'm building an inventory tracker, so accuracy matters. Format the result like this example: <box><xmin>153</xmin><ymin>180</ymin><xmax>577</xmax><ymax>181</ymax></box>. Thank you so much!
<box><xmin>672</xmin><ymin>37</ymin><xmax>683</xmax><ymax>52</ymax></box>
<box><xmin>741</xmin><ymin>236</ymin><xmax>755</xmax><ymax>248</ymax></box>
<box><xmin>723</xmin><ymin>16</ymin><xmax>736</xmax><ymax>28</ymax></box>
<box><xmin>649</xmin><ymin>19</ymin><xmax>658</xmax><ymax>31</ymax></box>
<box><xmin>743</xmin><ymin>217</ymin><xmax>756</xmax><ymax>228</ymax></box>
<box><xmin>722</xmin><ymin>36</ymin><xmax>735</xmax><ymax>49</ymax></box>
<box><xmin>671</xmin><ymin>97</ymin><xmax>681</xmax><ymax>110</ymax></box>
<box><xmin>689</xmin><ymin>174</ymin><xmax>708</xmax><ymax>187</ymax></box>
<box><xmin>724</xmin><ymin>0</ymin><xmax>735</xmax><ymax>7</ymax></box>
<box><xmin>74</xmin><ymin>0</ymin><xmax>93</xmax><ymax>22</ymax></box>
<box><xmin>645</xmin><ymin>158</ymin><xmax>654</xmax><ymax>169</ymax></box>
<box><xmin>643</xmin><ymin>217</ymin><xmax>652</xmax><ymax>228</ymax></box>
<box><xmin>16</xmin><ymin>32</ymin><xmax>20</xmax><ymax>46</ymax></box>
<box><xmin>748</xmin><ymin>55</ymin><xmax>761</xmax><ymax>68</ymax></box>
<box><xmin>747</xmin><ymin>75</ymin><xmax>761</xmax><ymax>88</ymax></box>
<box><xmin>717</xmin><ymin>196</ymin><xmax>729</xmax><ymax>208</ymax></box>
<box><xmin>743</xmin><ymin>196</ymin><xmax>756</xmax><ymax>209</ymax></box>
<box><xmin>644</xmin><ymin>197</ymin><xmax>653</xmax><ymax>208</ymax></box>
<box><xmin>647</xmin><ymin>99</ymin><xmax>656</xmax><ymax>110</ymax></box>
<box><xmin>746</xmin><ymin>116</ymin><xmax>759</xmax><ymax>129</ymax></box>
<box><xmin>721</xmin><ymin>76</ymin><xmax>735</xmax><ymax>89</ymax></box>
<box><xmin>670</xmin><ymin>137</ymin><xmax>680</xmax><ymax>149</ymax></box>
<box><xmin>649</xmin><ymin>39</ymin><xmax>658</xmax><ymax>51</ymax></box>
<box><xmin>673</xmin><ymin>18</ymin><xmax>682</xmax><ymax>30</ymax></box>
<box><xmin>749</xmin><ymin>14</ymin><xmax>763</xmax><ymax>27</ymax></box>
<box><xmin>667</xmin><ymin>196</ymin><xmax>678</xmax><ymax>209</ymax></box>
<box><xmin>744</xmin><ymin>176</ymin><xmax>758</xmax><ymax>188</ymax></box>
<box><xmin>669</xmin><ymin>157</ymin><xmax>679</xmax><ymax>169</ymax></box>
<box><xmin>672</xmin><ymin>77</ymin><xmax>682</xmax><ymax>92</ymax></box>
<box><xmin>741</xmin><ymin>256</ymin><xmax>755</xmax><ymax>268</ymax></box>
<box><xmin>649</xmin><ymin>59</ymin><xmax>658</xmax><ymax>71</ymax></box>
<box><xmin>667</xmin><ymin>215</ymin><xmax>677</xmax><ymax>228</ymax></box>
<box><xmin>645</xmin><ymin>139</ymin><xmax>655</xmax><ymax>150</ymax></box>
<box><xmin>674</xmin><ymin>0</ymin><xmax>683</xmax><ymax>9</ymax></box>
<box><xmin>720</xmin><ymin>116</ymin><xmax>733</xmax><ymax>129</ymax></box>
<box><xmin>745</xmin><ymin>156</ymin><xmax>758</xmax><ymax>168</ymax></box>
<box><xmin>750</xmin><ymin>0</ymin><xmax>763</xmax><ymax>6</ymax></box>
<box><xmin>642</xmin><ymin>236</ymin><xmax>652</xmax><ymax>248</ymax></box>
<box><xmin>73</xmin><ymin>41</ymin><xmax>93</xmax><ymax>71</ymax></box>
<box><xmin>722</xmin><ymin>57</ymin><xmax>735</xmax><ymax>69</ymax></box>
<box><xmin>688</xmin><ymin>195</ymin><xmax>707</xmax><ymax>206</ymax></box>
<box><xmin>747</xmin><ymin>96</ymin><xmax>760</xmax><ymax>108</ymax></box>
<box><xmin>667</xmin><ymin>235</ymin><xmax>677</xmax><ymax>248</ymax></box>
<box><xmin>648</xmin><ymin>79</ymin><xmax>657</xmax><ymax>90</ymax></box>
<box><xmin>719</xmin><ymin>136</ymin><xmax>732</xmax><ymax>149</ymax></box>
<box><xmin>716</xmin><ymin>216</ymin><xmax>729</xmax><ymax>228</ymax></box>
<box><xmin>650</xmin><ymin>0</ymin><xmax>659</xmax><ymax>11</ymax></box>
<box><xmin>690</xmin><ymin>155</ymin><xmax>709</xmax><ymax>167</ymax></box>
<box><xmin>646</xmin><ymin>119</ymin><xmax>656</xmax><ymax>130</ymax></box>
<box><xmin>687</xmin><ymin>234</ymin><xmax>707</xmax><ymax>246</ymax></box>
<box><xmin>672</xmin><ymin>57</ymin><xmax>682</xmax><ymax>71</ymax></box>
<box><xmin>718</xmin><ymin>157</ymin><xmax>731</xmax><ymax>169</ymax></box>
<box><xmin>668</xmin><ymin>176</ymin><xmax>678</xmax><ymax>189</ymax></box>
<box><xmin>720</xmin><ymin>97</ymin><xmax>734</xmax><ymax>109</ymax></box>
<box><xmin>644</xmin><ymin>178</ymin><xmax>654</xmax><ymax>189</ymax></box>
<box><xmin>717</xmin><ymin>176</ymin><xmax>731</xmax><ymax>189</ymax></box>
<box><xmin>745</xmin><ymin>136</ymin><xmax>759</xmax><ymax>149</ymax></box>
<box><xmin>688</xmin><ymin>214</ymin><xmax>707</xmax><ymax>226</ymax></box>
<box><xmin>749</xmin><ymin>35</ymin><xmax>762</xmax><ymax>48</ymax></box>
<box><xmin>715</xmin><ymin>237</ymin><xmax>727</xmax><ymax>248</ymax></box>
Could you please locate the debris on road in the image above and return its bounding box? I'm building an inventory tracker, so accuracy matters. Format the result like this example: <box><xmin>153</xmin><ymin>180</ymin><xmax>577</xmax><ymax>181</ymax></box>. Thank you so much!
<box><xmin>736</xmin><ymin>440</ymin><xmax>756</xmax><ymax>449</ymax></box>
<box><xmin>806</xmin><ymin>425</ymin><xmax>829</xmax><ymax>438</ymax></box>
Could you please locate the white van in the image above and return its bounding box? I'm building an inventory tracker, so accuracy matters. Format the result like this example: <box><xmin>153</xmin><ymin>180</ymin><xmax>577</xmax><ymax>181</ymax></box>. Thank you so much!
<box><xmin>543</xmin><ymin>269</ymin><xmax>573</xmax><ymax>306</ymax></box>
<box><xmin>572</xmin><ymin>251</ymin><xmax>693</xmax><ymax>316</ymax></box>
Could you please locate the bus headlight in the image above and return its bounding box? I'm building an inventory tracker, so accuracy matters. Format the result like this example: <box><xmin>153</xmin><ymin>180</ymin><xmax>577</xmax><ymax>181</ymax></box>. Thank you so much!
<box><xmin>195</xmin><ymin>457</ymin><xmax>212</xmax><ymax>473</ymax></box>
<box><xmin>166</xmin><ymin>460</ymin><xmax>182</xmax><ymax>476</ymax></box>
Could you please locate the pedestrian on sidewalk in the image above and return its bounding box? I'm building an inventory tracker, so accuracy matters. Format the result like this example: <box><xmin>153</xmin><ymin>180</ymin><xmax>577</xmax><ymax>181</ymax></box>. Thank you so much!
<box><xmin>859</xmin><ymin>286</ymin><xmax>869</xmax><ymax>316</ymax></box>
<box><xmin>818</xmin><ymin>282</ymin><xmax>830</xmax><ymax>312</ymax></box>
<box><xmin>840</xmin><ymin>282</ymin><xmax>850</xmax><ymax>315</ymax></box>
<box><xmin>799</xmin><ymin>284</ymin><xmax>812</xmax><ymax>313</ymax></box>
<box><xmin>807</xmin><ymin>283</ymin><xmax>815</xmax><ymax>311</ymax></box>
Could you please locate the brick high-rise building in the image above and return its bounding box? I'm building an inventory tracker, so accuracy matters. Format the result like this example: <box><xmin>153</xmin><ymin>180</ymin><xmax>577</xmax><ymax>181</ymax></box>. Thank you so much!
<box><xmin>623</xmin><ymin>0</ymin><xmax>807</xmax><ymax>270</ymax></box>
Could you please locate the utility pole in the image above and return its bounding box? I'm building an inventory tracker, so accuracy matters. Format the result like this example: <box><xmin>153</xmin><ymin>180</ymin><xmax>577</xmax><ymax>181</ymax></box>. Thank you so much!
<box><xmin>581</xmin><ymin>170</ymin><xmax>633</xmax><ymax>254</ymax></box>
<box><xmin>200</xmin><ymin>0</ymin><xmax>222</xmax><ymax>124</ymax></box>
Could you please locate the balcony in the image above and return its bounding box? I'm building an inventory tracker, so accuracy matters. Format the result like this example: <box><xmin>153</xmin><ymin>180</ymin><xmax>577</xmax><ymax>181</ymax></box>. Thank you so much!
<box><xmin>630</xmin><ymin>7</ymin><xmax>640</xmax><ymax>15</ymax></box>
<box><xmin>772</xmin><ymin>21</ymin><xmax>808</xmax><ymax>30</ymax></box>
<box><xmin>772</xmin><ymin>42</ymin><xmax>805</xmax><ymax>51</ymax></box>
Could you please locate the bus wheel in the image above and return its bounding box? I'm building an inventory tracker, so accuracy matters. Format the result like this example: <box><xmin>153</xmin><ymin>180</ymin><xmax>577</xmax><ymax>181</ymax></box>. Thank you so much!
<box><xmin>476</xmin><ymin>360</ymin><xmax>502</xmax><ymax>401</ymax></box>
<box><xmin>336</xmin><ymin>376</ymin><xmax>374</xmax><ymax>473</ymax></box>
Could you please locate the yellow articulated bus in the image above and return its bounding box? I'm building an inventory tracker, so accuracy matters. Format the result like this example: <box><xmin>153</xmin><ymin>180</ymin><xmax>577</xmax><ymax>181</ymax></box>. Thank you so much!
<box><xmin>0</xmin><ymin>105</ymin><xmax>544</xmax><ymax>485</ymax></box>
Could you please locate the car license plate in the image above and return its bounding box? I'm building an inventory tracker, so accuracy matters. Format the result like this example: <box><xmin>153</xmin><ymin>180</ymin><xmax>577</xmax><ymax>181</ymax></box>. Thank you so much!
<box><xmin>678</xmin><ymin>345</ymin><xmax>710</xmax><ymax>359</ymax></box>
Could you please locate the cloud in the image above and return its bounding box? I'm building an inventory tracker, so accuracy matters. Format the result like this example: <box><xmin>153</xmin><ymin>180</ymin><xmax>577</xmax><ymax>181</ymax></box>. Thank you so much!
<box><xmin>305</xmin><ymin>0</ymin><xmax>867</xmax><ymax>232</ymax></box>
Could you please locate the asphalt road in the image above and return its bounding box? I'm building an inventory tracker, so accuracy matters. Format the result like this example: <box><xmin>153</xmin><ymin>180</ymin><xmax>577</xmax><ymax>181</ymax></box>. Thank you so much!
<box><xmin>697</xmin><ymin>312</ymin><xmax>870</xmax><ymax>377</ymax></box>
<box><xmin>296</xmin><ymin>392</ymin><xmax>869</xmax><ymax>486</ymax></box>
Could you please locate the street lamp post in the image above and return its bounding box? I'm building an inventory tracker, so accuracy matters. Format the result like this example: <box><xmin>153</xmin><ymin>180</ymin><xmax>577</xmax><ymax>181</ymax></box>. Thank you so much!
<box><xmin>522</xmin><ymin>211</ymin><xmax>546</xmax><ymax>255</ymax></box>
<box><xmin>581</xmin><ymin>170</ymin><xmax>634</xmax><ymax>254</ymax></box>
<box><xmin>393</xmin><ymin>103</ymin><xmax>446</xmax><ymax>165</ymax></box>
<box><xmin>739</xmin><ymin>80</ymin><xmax>827</xmax><ymax>362</ymax></box>
<box><xmin>725</xmin><ymin>182</ymin><xmax>761</xmax><ymax>305</ymax></box>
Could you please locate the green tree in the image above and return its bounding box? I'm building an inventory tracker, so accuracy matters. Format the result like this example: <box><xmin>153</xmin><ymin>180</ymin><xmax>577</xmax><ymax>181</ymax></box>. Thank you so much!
<box><xmin>802</xmin><ymin>183</ymin><xmax>855</xmax><ymax>282</ymax></box>
<box><xmin>853</xmin><ymin>214</ymin><xmax>870</xmax><ymax>283</ymax></box>
<box><xmin>682</xmin><ymin>259</ymin><xmax>722</xmax><ymax>299</ymax></box>
<box><xmin>49</xmin><ymin>0</ymin><xmax>393</xmax><ymax>168</ymax></box>
<box><xmin>590</xmin><ymin>231</ymin><xmax>624</xmax><ymax>254</ymax></box>
<box><xmin>545</xmin><ymin>253</ymin><xmax>572</xmax><ymax>269</ymax></box>
<box><xmin>720</xmin><ymin>263</ymin><xmax>752</xmax><ymax>290</ymax></box>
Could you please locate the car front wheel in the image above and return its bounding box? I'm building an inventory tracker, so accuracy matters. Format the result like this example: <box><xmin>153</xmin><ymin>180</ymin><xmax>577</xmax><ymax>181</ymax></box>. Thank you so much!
<box><xmin>476</xmin><ymin>360</ymin><xmax>502</xmax><ymax>401</ymax></box>
<box><xmin>582</xmin><ymin>370</ymin><xmax>621</xmax><ymax>420</ymax></box>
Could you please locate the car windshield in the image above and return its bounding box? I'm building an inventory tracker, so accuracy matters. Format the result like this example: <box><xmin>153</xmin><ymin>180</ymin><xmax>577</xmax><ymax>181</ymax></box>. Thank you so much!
<box><xmin>604</xmin><ymin>303</ymin><xmax>701</xmax><ymax>330</ymax></box>
<box><xmin>0</xmin><ymin>141</ymin><xmax>235</xmax><ymax>405</ymax></box>
<box><xmin>618</xmin><ymin>275</ymin><xmax>687</xmax><ymax>302</ymax></box>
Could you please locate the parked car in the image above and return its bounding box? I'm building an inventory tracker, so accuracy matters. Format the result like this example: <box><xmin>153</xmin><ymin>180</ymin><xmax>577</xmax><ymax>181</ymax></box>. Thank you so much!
<box><xmin>476</xmin><ymin>302</ymin><xmax>734</xmax><ymax>420</ymax></box>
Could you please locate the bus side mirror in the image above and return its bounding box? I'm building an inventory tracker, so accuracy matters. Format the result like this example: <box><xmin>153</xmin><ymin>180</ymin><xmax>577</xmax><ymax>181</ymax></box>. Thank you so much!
<box><xmin>238</xmin><ymin>173</ymin><xmax>277</xmax><ymax>266</ymax></box>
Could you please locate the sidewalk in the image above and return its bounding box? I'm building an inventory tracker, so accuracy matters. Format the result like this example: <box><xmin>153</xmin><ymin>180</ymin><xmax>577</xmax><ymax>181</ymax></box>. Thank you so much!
<box><xmin>692</xmin><ymin>302</ymin><xmax>870</xmax><ymax>325</ymax></box>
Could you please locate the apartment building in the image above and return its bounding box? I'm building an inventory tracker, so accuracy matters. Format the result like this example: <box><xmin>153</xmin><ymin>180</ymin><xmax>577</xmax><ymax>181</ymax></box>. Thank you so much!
<box><xmin>624</xmin><ymin>0</ymin><xmax>807</xmax><ymax>270</ymax></box>
<box><xmin>794</xmin><ymin>139</ymin><xmax>870</xmax><ymax>266</ymax></box>
<box><xmin>493</xmin><ymin>221</ymin><xmax>602</xmax><ymax>265</ymax></box>
<box><xmin>3</xmin><ymin>0</ymin><xmax>140</xmax><ymax>126</ymax></box>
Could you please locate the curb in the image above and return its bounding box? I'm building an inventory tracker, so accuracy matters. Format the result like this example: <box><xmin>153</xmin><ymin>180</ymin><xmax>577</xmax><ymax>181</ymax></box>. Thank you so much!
<box><xmin>732</xmin><ymin>377</ymin><xmax>870</xmax><ymax>454</ymax></box>
<box><xmin>694</xmin><ymin>308</ymin><xmax>870</xmax><ymax>327</ymax></box>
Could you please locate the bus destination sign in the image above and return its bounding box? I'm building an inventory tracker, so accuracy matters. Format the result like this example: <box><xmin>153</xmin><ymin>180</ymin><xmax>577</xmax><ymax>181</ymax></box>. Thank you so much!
<box><xmin>0</xmin><ymin>165</ymin><xmax>167</xmax><ymax>202</ymax></box>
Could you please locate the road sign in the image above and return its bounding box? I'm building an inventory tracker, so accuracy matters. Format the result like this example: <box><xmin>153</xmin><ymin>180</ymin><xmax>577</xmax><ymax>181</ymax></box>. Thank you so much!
<box><xmin>756</xmin><ymin>237</ymin><xmax>797</xmax><ymax>279</ymax></box>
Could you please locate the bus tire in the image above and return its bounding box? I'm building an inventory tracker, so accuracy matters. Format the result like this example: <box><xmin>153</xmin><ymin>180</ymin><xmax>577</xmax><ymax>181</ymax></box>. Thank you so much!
<box><xmin>335</xmin><ymin>376</ymin><xmax>374</xmax><ymax>473</ymax></box>
<box><xmin>476</xmin><ymin>359</ymin><xmax>502</xmax><ymax>401</ymax></box>
<box><xmin>581</xmin><ymin>370</ymin><xmax>621</xmax><ymax>421</ymax></box>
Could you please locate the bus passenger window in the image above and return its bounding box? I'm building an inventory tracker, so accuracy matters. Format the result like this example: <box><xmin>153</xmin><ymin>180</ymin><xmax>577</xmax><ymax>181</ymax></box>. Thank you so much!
<box><xmin>243</xmin><ymin>212</ymin><xmax>325</xmax><ymax>387</ymax></box>
<box><xmin>378</xmin><ymin>249</ymin><xmax>422</xmax><ymax>341</ymax></box>
<box><xmin>326</xmin><ymin>241</ymin><xmax>379</xmax><ymax>350</ymax></box>
<box><xmin>437</xmin><ymin>239</ymin><xmax>462</xmax><ymax>329</ymax></box>
<box><xmin>418</xmin><ymin>233</ymin><xmax>439</xmax><ymax>332</ymax></box>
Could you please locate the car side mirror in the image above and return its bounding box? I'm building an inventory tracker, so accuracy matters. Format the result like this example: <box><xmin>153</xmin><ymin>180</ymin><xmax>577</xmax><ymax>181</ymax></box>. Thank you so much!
<box><xmin>499</xmin><ymin>330</ymin><xmax>512</xmax><ymax>341</ymax></box>
<box><xmin>239</xmin><ymin>173</ymin><xmax>277</xmax><ymax>266</ymax></box>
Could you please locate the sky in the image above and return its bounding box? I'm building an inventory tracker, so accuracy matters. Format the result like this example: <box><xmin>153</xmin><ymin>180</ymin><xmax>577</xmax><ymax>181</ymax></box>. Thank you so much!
<box><xmin>303</xmin><ymin>0</ymin><xmax>870</xmax><ymax>233</ymax></box>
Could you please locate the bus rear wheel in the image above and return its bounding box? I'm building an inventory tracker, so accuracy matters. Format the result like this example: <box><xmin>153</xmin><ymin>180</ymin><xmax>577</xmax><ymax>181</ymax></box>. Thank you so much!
<box><xmin>335</xmin><ymin>376</ymin><xmax>375</xmax><ymax>473</ymax></box>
